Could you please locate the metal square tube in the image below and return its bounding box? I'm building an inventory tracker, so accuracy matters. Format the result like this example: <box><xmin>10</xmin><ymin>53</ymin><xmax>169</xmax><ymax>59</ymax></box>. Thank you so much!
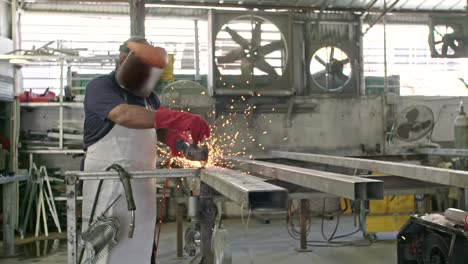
<box><xmin>226</xmin><ymin>156</ymin><xmax>383</xmax><ymax>200</ymax></box>
<box><xmin>271</xmin><ymin>150</ymin><xmax>468</xmax><ymax>188</ymax></box>
<box><xmin>201</xmin><ymin>167</ymin><xmax>288</xmax><ymax>210</ymax></box>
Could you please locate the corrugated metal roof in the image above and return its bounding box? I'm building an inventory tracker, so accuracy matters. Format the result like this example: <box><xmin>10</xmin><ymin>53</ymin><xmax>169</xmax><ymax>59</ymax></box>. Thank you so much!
<box><xmin>21</xmin><ymin>0</ymin><xmax>466</xmax><ymax>13</ymax></box>
<box><xmin>21</xmin><ymin>2</ymin><xmax>209</xmax><ymax>17</ymax></box>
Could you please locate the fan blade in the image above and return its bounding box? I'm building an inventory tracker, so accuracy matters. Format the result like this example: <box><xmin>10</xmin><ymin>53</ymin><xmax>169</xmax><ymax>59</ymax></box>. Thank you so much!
<box><xmin>225</xmin><ymin>26</ymin><xmax>250</xmax><ymax>49</ymax></box>
<box><xmin>442</xmin><ymin>43</ymin><xmax>449</xmax><ymax>56</ymax></box>
<box><xmin>258</xmin><ymin>40</ymin><xmax>284</xmax><ymax>55</ymax></box>
<box><xmin>406</xmin><ymin>108</ymin><xmax>420</xmax><ymax>123</ymax></box>
<box><xmin>397</xmin><ymin>123</ymin><xmax>412</xmax><ymax>139</ymax></box>
<box><xmin>252</xmin><ymin>21</ymin><xmax>262</xmax><ymax>48</ymax></box>
<box><xmin>434</xmin><ymin>40</ymin><xmax>443</xmax><ymax>45</ymax></box>
<box><xmin>337</xmin><ymin>72</ymin><xmax>348</xmax><ymax>82</ymax></box>
<box><xmin>255</xmin><ymin>57</ymin><xmax>278</xmax><ymax>77</ymax></box>
<box><xmin>329</xmin><ymin>47</ymin><xmax>335</xmax><ymax>61</ymax></box>
<box><xmin>315</xmin><ymin>55</ymin><xmax>327</xmax><ymax>67</ymax></box>
<box><xmin>217</xmin><ymin>48</ymin><xmax>244</xmax><ymax>64</ymax></box>
<box><xmin>339</xmin><ymin>58</ymin><xmax>350</xmax><ymax>65</ymax></box>
<box><xmin>448</xmin><ymin>40</ymin><xmax>460</xmax><ymax>51</ymax></box>
<box><xmin>241</xmin><ymin>58</ymin><xmax>253</xmax><ymax>76</ymax></box>
<box><xmin>312</xmin><ymin>69</ymin><xmax>327</xmax><ymax>79</ymax></box>
<box><xmin>421</xmin><ymin>120</ymin><xmax>433</xmax><ymax>130</ymax></box>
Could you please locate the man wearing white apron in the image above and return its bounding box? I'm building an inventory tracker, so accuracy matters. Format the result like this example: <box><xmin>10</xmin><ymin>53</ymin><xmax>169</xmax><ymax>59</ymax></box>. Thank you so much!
<box><xmin>81</xmin><ymin>37</ymin><xmax>210</xmax><ymax>263</ymax></box>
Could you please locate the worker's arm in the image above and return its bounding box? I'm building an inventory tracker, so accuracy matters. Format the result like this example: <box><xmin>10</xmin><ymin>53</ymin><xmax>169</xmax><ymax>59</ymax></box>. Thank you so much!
<box><xmin>107</xmin><ymin>104</ymin><xmax>156</xmax><ymax>129</ymax></box>
<box><xmin>107</xmin><ymin>105</ymin><xmax>187</xmax><ymax>155</ymax></box>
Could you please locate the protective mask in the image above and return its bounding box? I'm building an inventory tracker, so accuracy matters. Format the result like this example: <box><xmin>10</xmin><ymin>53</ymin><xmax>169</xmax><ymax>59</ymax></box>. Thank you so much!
<box><xmin>140</xmin><ymin>68</ymin><xmax>164</xmax><ymax>97</ymax></box>
<box><xmin>116</xmin><ymin>50</ymin><xmax>164</xmax><ymax>98</ymax></box>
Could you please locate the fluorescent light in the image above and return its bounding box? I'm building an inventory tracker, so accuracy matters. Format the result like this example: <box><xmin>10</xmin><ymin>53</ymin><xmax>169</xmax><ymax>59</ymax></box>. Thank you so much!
<box><xmin>9</xmin><ymin>59</ymin><xmax>29</xmax><ymax>65</ymax></box>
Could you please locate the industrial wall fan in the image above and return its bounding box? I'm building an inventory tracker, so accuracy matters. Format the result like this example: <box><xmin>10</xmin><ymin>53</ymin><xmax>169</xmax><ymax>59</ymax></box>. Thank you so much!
<box><xmin>159</xmin><ymin>80</ymin><xmax>215</xmax><ymax>121</ymax></box>
<box><xmin>310</xmin><ymin>46</ymin><xmax>352</xmax><ymax>93</ymax></box>
<box><xmin>429</xmin><ymin>15</ymin><xmax>468</xmax><ymax>58</ymax></box>
<box><xmin>393</xmin><ymin>105</ymin><xmax>434</xmax><ymax>143</ymax></box>
<box><xmin>209</xmin><ymin>11</ymin><xmax>293</xmax><ymax>96</ymax></box>
<box><xmin>215</xmin><ymin>16</ymin><xmax>285</xmax><ymax>79</ymax></box>
<box><xmin>306</xmin><ymin>15</ymin><xmax>360</xmax><ymax>94</ymax></box>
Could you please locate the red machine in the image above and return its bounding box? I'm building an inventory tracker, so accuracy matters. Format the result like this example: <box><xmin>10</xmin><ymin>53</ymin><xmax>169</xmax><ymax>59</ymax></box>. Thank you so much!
<box><xmin>18</xmin><ymin>88</ymin><xmax>56</xmax><ymax>103</ymax></box>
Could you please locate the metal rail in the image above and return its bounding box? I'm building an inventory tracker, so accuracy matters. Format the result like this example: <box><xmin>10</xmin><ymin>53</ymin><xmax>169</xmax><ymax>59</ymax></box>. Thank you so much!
<box><xmin>0</xmin><ymin>175</ymin><xmax>29</xmax><ymax>184</ymax></box>
<box><xmin>201</xmin><ymin>167</ymin><xmax>288</xmax><ymax>210</ymax></box>
<box><xmin>270</xmin><ymin>150</ymin><xmax>468</xmax><ymax>188</ymax></box>
<box><xmin>226</xmin><ymin>156</ymin><xmax>384</xmax><ymax>200</ymax></box>
<box><xmin>415</xmin><ymin>148</ymin><xmax>468</xmax><ymax>157</ymax></box>
<box><xmin>64</xmin><ymin>168</ymin><xmax>200</xmax><ymax>180</ymax></box>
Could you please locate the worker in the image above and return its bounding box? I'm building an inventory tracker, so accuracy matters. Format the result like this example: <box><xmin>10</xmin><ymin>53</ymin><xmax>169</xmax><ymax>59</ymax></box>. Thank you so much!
<box><xmin>81</xmin><ymin>37</ymin><xmax>210</xmax><ymax>263</ymax></box>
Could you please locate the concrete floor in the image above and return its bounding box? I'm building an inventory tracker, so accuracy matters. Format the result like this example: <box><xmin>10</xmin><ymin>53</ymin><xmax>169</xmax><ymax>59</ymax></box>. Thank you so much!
<box><xmin>0</xmin><ymin>216</ymin><xmax>397</xmax><ymax>264</ymax></box>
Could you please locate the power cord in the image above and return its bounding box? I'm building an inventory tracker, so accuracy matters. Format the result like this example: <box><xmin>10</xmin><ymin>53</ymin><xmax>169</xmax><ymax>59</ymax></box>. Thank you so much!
<box><xmin>286</xmin><ymin>198</ymin><xmax>373</xmax><ymax>248</ymax></box>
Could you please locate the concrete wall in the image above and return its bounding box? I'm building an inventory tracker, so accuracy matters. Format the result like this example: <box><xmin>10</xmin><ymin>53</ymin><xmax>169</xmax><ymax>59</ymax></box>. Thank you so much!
<box><xmin>19</xmin><ymin>95</ymin><xmax>466</xmax><ymax>170</ymax></box>
<box><xmin>213</xmin><ymin>95</ymin><xmax>386</xmax><ymax>156</ymax></box>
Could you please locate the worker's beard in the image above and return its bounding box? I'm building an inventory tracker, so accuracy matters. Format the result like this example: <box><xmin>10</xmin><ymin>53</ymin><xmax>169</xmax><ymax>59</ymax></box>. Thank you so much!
<box><xmin>116</xmin><ymin>52</ymin><xmax>163</xmax><ymax>98</ymax></box>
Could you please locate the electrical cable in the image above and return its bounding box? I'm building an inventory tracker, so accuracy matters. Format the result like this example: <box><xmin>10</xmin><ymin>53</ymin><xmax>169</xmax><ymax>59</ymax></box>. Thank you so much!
<box><xmin>286</xmin><ymin>197</ymin><xmax>373</xmax><ymax>248</ymax></box>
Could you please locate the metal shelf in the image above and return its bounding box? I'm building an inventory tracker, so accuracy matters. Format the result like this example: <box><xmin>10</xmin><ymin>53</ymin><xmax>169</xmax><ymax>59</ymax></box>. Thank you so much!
<box><xmin>20</xmin><ymin>102</ymin><xmax>83</xmax><ymax>108</ymax></box>
<box><xmin>0</xmin><ymin>175</ymin><xmax>29</xmax><ymax>185</ymax></box>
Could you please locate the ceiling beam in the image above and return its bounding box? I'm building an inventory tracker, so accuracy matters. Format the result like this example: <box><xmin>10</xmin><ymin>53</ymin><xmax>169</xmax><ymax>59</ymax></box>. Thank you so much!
<box><xmin>18</xmin><ymin>0</ymin><xmax>466</xmax><ymax>14</ymax></box>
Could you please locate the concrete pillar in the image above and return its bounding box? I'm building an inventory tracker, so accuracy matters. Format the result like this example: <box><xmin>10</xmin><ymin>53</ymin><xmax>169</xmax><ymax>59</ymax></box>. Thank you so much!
<box><xmin>2</xmin><ymin>182</ymin><xmax>16</xmax><ymax>256</ymax></box>
<box><xmin>129</xmin><ymin>0</ymin><xmax>145</xmax><ymax>37</ymax></box>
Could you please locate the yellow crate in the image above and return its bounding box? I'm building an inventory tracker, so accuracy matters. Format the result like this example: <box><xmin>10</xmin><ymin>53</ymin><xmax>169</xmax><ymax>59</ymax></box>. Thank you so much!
<box><xmin>366</xmin><ymin>215</ymin><xmax>411</xmax><ymax>233</ymax></box>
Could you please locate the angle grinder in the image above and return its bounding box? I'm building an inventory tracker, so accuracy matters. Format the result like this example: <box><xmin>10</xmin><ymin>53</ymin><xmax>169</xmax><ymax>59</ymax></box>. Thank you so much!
<box><xmin>175</xmin><ymin>140</ymin><xmax>209</xmax><ymax>166</ymax></box>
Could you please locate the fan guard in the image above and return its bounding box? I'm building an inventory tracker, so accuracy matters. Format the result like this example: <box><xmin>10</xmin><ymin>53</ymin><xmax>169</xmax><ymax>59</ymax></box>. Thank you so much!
<box><xmin>215</xmin><ymin>15</ymin><xmax>287</xmax><ymax>84</ymax></box>
<box><xmin>431</xmin><ymin>25</ymin><xmax>463</xmax><ymax>57</ymax></box>
<box><xmin>159</xmin><ymin>80</ymin><xmax>215</xmax><ymax>120</ymax></box>
<box><xmin>310</xmin><ymin>46</ymin><xmax>352</xmax><ymax>93</ymax></box>
<box><xmin>394</xmin><ymin>105</ymin><xmax>434</xmax><ymax>142</ymax></box>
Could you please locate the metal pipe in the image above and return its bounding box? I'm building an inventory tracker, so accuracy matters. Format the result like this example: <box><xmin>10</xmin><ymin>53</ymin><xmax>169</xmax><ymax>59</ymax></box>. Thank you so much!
<box><xmin>59</xmin><ymin>59</ymin><xmax>64</xmax><ymax>150</ymax></box>
<box><xmin>64</xmin><ymin>168</ymin><xmax>200</xmax><ymax>180</ymax></box>
<box><xmin>296</xmin><ymin>199</ymin><xmax>311</xmax><ymax>252</ymax></box>
<box><xmin>415</xmin><ymin>148</ymin><xmax>468</xmax><ymax>157</ymax></box>
<box><xmin>271</xmin><ymin>150</ymin><xmax>468</xmax><ymax>188</ymax></box>
<box><xmin>194</xmin><ymin>19</ymin><xmax>201</xmax><ymax>81</ymax></box>
<box><xmin>226</xmin><ymin>156</ymin><xmax>384</xmax><ymax>200</ymax></box>
<box><xmin>66</xmin><ymin>178</ymin><xmax>77</xmax><ymax>264</ymax></box>
<box><xmin>383</xmin><ymin>0</ymin><xmax>388</xmax><ymax>95</ymax></box>
<box><xmin>363</xmin><ymin>0</ymin><xmax>402</xmax><ymax>35</ymax></box>
<box><xmin>0</xmin><ymin>175</ymin><xmax>28</xmax><ymax>184</ymax></box>
<box><xmin>176</xmin><ymin>202</ymin><xmax>184</xmax><ymax>258</ymax></box>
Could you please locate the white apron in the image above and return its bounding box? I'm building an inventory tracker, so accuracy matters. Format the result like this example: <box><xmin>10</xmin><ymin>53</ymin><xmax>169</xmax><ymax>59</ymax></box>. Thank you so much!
<box><xmin>82</xmin><ymin>121</ymin><xmax>157</xmax><ymax>264</ymax></box>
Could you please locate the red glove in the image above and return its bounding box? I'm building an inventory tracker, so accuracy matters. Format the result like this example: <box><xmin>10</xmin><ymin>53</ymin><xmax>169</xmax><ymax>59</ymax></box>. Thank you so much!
<box><xmin>165</xmin><ymin>130</ymin><xmax>189</xmax><ymax>157</ymax></box>
<box><xmin>155</xmin><ymin>107</ymin><xmax>210</xmax><ymax>144</ymax></box>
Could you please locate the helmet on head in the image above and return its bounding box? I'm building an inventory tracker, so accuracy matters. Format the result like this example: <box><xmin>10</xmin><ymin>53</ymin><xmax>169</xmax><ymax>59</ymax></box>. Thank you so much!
<box><xmin>116</xmin><ymin>37</ymin><xmax>168</xmax><ymax>98</ymax></box>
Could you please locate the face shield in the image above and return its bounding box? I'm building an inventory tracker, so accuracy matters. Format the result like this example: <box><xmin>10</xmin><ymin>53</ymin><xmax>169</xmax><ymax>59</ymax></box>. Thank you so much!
<box><xmin>116</xmin><ymin>42</ymin><xmax>168</xmax><ymax>98</ymax></box>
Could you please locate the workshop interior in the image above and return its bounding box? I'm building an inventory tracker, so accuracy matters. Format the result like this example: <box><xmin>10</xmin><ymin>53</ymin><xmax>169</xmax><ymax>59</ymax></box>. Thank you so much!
<box><xmin>0</xmin><ymin>0</ymin><xmax>468</xmax><ymax>263</ymax></box>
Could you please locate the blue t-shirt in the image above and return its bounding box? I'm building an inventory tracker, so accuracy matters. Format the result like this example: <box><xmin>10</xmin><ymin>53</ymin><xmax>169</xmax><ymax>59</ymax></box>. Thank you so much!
<box><xmin>83</xmin><ymin>72</ymin><xmax>160</xmax><ymax>150</ymax></box>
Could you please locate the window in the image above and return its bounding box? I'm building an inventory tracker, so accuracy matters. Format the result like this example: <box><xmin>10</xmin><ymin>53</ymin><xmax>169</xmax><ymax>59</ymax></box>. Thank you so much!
<box><xmin>19</xmin><ymin>12</ymin><xmax>208</xmax><ymax>92</ymax></box>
